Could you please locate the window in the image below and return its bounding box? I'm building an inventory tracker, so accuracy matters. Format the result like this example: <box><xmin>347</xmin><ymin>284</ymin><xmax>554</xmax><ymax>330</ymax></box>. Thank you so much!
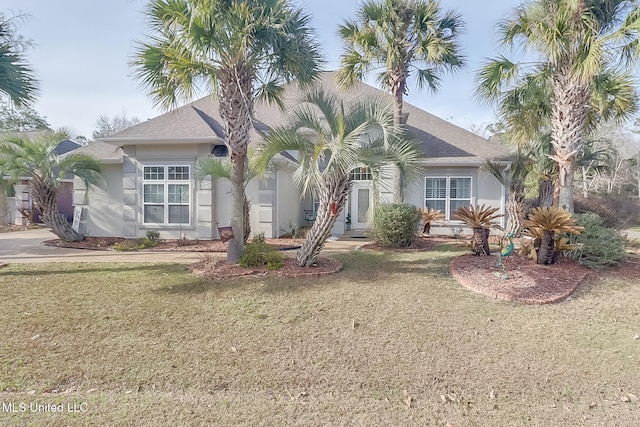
<box><xmin>6</xmin><ymin>185</ymin><xmax>16</xmax><ymax>198</ymax></box>
<box><xmin>425</xmin><ymin>177</ymin><xmax>472</xmax><ymax>220</ymax></box>
<box><xmin>349</xmin><ymin>167</ymin><xmax>372</xmax><ymax>181</ymax></box>
<box><xmin>143</xmin><ymin>165</ymin><xmax>190</xmax><ymax>225</ymax></box>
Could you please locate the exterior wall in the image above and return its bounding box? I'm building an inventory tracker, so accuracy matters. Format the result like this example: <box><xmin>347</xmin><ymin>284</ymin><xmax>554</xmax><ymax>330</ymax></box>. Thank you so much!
<box><xmin>275</xmin><ymin>166</ymin><xmax>303</xmax><ymax>237</ymax></box>
<box><xmin>404</xmin><ymin>166</ymin><xmax>505</xmax><ymax>236</ymax></box>
<box><xmin>78</xmin><ymin>144</ymin><xmax>213</xmax><ymax>239</ymax></box>
<box><xmin>12</xmin><ymin>182</ymin><xmax>30</xmax><ymax>225</ymax></box>
<box><xmin>74</xmin><ymin>163</ymin><xmax>123</xmax><ymax>237</ymax></box>
<box><xmin>79</xmin><ymin>143</ymin><xmax>296</xmax><ymax>240</ymax></box>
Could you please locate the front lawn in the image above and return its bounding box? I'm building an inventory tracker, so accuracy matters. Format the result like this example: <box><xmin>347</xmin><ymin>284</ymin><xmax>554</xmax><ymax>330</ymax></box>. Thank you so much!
<box><xmin>1</xmin><ymin>247</ymin><xmax>639</xmax><ymax>426</ymax></box>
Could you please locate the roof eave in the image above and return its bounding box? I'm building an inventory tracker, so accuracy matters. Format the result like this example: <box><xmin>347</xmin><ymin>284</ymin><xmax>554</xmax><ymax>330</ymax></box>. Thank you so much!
<box><xmin>100</xmin><ymin>137</ymin><xmax>225</xmax><ymax>145</ymax></box>
<box><xmin>420</xmin><ymin>157</ymin><xmax>511</xmax><ymax>167</ymax></box>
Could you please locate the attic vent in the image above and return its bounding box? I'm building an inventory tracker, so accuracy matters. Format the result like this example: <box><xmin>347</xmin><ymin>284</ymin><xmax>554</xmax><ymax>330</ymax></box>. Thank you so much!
<box><xmin>399</xmin><ymin>112</ymin><xmax>410</xmax><ymax>125</ymax></box>
<box><xmin>211</xmin><ymin>145</ymin><xmax>229</xmax><ymax>157</ymax></box>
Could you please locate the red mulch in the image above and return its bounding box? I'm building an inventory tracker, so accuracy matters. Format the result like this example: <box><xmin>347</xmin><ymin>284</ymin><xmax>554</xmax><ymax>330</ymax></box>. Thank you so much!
<box><xmin>449</xmin><ymin>253</ymin><xmax>593</xmax><ymax>304</ymax></box>
<box><xmin>189</xmin><ymin>256</ymin><xmax>342</xmax><ymax>280</ymax></box>
<box><xmin>44</xmin><ymin>236</ymin><xmax>302</xmax><ymax>252</ymax></box>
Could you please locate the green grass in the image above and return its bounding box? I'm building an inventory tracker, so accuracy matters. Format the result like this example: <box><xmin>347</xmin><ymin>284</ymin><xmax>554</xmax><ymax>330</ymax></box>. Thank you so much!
<box><xmin>0</xmin><ymin>248</ymin><xmax>639</xmax><ymax>426</ymax></box>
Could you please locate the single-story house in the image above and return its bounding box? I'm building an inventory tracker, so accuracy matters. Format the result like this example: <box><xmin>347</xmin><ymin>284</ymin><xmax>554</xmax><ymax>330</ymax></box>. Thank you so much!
<box><xmin>73</xmin><ymin>72</ymin><xmax>510</xmax><ymax>239</ymax></box>
<box><xmin>2</xmin><ymin>137</ymin><xmax>81</xmax><ymax>226</ymax></box>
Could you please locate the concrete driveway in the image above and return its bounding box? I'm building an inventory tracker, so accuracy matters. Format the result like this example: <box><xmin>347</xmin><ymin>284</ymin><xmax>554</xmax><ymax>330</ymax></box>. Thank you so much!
<box><xmin>0</xmin><ymin>229</ymin><xmax>367</xmax><ymax>264</ymax></box>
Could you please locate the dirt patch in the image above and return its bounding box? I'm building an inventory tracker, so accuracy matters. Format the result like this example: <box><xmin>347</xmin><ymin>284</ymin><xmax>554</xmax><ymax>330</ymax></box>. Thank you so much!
<box><xmin>190</xmin><ymin>256</ymin><xmax>342</xmax><ymax>279</ymax></box>
<box><xmin>44</xmin><ymin>236</ymin><xmax>302</xmax><ymax>252</ymax></box>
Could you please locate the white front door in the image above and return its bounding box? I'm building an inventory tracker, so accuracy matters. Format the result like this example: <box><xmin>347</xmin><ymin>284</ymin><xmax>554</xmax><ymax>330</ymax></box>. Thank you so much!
<box><xmin>350</xmin><ymin>183</ymin><xmax>373</xmax><ymax>229</ymax></box>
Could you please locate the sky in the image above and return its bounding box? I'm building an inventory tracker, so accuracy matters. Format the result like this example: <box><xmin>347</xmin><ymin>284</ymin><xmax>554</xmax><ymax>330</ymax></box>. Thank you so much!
<box><xmin>3</xmin><ymin>0</ymin><xmax>521</xmax><ymax>139</ymax></box>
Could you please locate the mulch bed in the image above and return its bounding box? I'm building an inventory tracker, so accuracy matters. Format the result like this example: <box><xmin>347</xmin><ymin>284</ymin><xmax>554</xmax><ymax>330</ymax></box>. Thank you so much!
<box><xmin>449</xmin><ymin>253</ymin><xmax>592</xmax><ymax>304</ymax></box>
<box><xmin>189</xmin><ymin>256</ymin><xmax>343</xmax><ymax>279</ymax></box>
<box><xmin>44</xmin><ymin>236</ymin><xmax>302</xmax><ymax>252</ymax></box>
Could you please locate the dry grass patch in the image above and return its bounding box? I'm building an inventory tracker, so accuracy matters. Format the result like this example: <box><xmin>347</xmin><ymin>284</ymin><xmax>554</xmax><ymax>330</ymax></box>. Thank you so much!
<box><xmin>0</xmin><ymin>249</ymin><xmax>639</xmax><ymax>426</ymax></box>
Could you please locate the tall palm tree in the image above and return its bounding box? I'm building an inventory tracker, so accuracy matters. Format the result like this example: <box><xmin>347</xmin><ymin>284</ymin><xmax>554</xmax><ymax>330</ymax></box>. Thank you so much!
<box><xmin>337</xmin><ymin>0</ymin><xmax>464</xmax><ymax>202</ymax></box>
<box><xmin>0</xmin><ymin>12</ymin><xmax>39</xmax><ymax>107</ymax></box>
<box><xmin>0</xmin><ymin>136</ymin><xmax>102</xmax><ymax>241</ymax></box>
<box><xmin>132</xmin><ymin>0</ymin><xmax>322</xmax><ymax>263</ymax></box>
<box><xmin>476</xmin><ymin>0</ymin><xmax>640</xmax><ymax>213</ymax></box>
<box><xmin>252</xmin><ymin>89</ymin><xmax>419</xmax><ymax>267</ymax></box>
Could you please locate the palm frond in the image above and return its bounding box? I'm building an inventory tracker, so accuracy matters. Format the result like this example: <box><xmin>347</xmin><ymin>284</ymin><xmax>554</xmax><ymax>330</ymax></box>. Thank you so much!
<box><xmin>453</xmin><ymin>204</ymin><xmax>503</xmax><ymax>229</ymax></box>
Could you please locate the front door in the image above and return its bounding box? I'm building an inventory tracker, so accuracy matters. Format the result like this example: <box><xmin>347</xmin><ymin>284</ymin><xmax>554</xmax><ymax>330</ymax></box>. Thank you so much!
<box><xmin>350</xmin><ymin>183</ymin><xmax>373</xmax><ymax>229</ymax></box>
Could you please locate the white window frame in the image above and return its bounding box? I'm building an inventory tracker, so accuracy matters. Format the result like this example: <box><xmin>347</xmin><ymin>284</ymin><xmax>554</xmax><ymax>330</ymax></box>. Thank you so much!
<box><xmin>142</xmin><ymin>165</ymin><xmax>191</xmax><ymax>225</ymax></box>
<box><xmin>424</xmin><ymin>176</ymin><xmax>473</xmax><ymax>221</ymax></box>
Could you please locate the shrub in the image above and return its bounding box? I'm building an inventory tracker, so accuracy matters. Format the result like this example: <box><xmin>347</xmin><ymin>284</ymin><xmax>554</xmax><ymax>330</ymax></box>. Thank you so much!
<box><xmin>239</xmin><ymin>240</ymin><xmax>284</xmax><ymax>271</ymax></box>
<box><xmin>370</xmin><ymin>203</ymin><xmax>421</xmax><ymax>247</ymax></box>
<box><xmin>113</xmin><ymin>239</ymin><xmax>146</xmax><ymax>251</ymax></box>
<box><xmin>574</xmin><ymin>196</ymin><xmax>639</xmax><ymax>229</ymax></box>
<box><xmin>113</xmin><ymin>231</ymin><xmax>160</xmax><ymax>251</ymax></box>
<box><xmin>565</xmin><ymin>213</ymin><xmax>627</xmax><ymax>271</ymax></box>
<box><xmin>145</xmin><ymin>230</ymin><xmax>160</xmax><ymax>243</ymax></box>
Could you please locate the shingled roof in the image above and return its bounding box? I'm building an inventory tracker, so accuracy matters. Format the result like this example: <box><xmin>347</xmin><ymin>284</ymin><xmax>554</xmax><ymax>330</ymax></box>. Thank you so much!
<box><xmin>101</xmin><ymin>71</ymin><xmax>509</xmax><ymax>165</ymax></box>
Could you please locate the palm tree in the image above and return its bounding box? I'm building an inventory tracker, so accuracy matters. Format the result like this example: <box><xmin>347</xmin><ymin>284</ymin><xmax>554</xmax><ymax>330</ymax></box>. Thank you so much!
<box><xmin>337</xmin><ymin>0</ymin><xmax>464</xmax><ymax>202</ymax></box>
<box><xmin>522</xmin><ymin>207</ymin><xmax>583</xmax><ymax>265</ymax></box>
<box><xmin>453</xmin><ymin>204</ymin><xmax>503</xmax><ymax>256</ymax></box>
<box><xmin>0</xmin><ymin>136</ymin><xmax>101</xmax><ymax>242</ymax></box>
<box><xmin>252</xmin><ymin>89</ymin><xmax>419</xmax><ymax>267</ymax></box>
<box><xmin>476</xmin><ymin>0</ymin><xmax>640</xmax><ymax>213</ymax></box>
<box><xmin>0</xmin><ymin>12</ymin><xmax>39</xmax><ymax>107</ymax></box>
<box><xmin>132</xmin><ymin>0</ymin><xmax>322</xmax><ymax>263</ymax></box>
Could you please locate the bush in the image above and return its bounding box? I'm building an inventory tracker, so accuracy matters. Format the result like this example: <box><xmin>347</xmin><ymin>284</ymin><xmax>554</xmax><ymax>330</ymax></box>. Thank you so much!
<box><xmin>239</xmin><ymin>239</ymin><xmax>284</xmax><ymax>271</ymax></box>
<box><xmin>565</xmin><ymin>213</ymin><xmax>627</xmax><ymax>270</ymax></box>
<box><xmin>145</xmin><ymin>230</ymin><xmax>160</xmax><ymax>243</ymax></box>
<box><xmin>370</xmin><ymin>203</ymin><xmax>420</xmax><ymax>248</ymax></box>
<box><xmin>574</xmin><ymin>196</ymin><xmax>639</xmax><ymax>229</ymax></box>
<box><xmin>113</xmin><ymin>231</ymin><xmax>161</xmax><ymax>251</ymax></box>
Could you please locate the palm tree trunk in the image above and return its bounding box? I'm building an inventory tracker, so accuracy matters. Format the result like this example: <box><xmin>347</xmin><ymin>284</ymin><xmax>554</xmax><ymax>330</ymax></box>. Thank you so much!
<box><xmin>537</xmin><ymin>230</ymin><xmax>555</xmax><ymax>265</ymax></box>
<box><xmin>538</xmin><ymin>178</ymin><xmax>554</xmax><ymax>208</ymax></box>
<box><xmin>295</xmin><ymin>174</ymin><xmax>352</xmax><ymax>267</ymax></box>
<box><xmin>472</xmin><ymin>227</ymin><xmax>490</xmax><ymax>256</ymax></box>
<box><xmin>392</xmin><ymin>166</ymin><xmax>404</xmax><ymax>203</ymax></box>
<box><xmin>551</xmin><ymin>70</ymin><xmax>590</xmax><ymax>213</ymax></box>
<box><xmin>32</xmin><ymin>181</ymin><xmax>83</xmax><ymax>242</ymax></box>
<box><xmin>218</xmin><ymin>65</ymin><xmax>254</xmax><ymax>263</ymax></box>
<box><xmin>389</xmin><ymin>71</ymin><xmax>408</xmax><ymax>203</ymax></box>
<box><xmin>243</xmin><ymin>195</ymin><xmax>251</xmax><ymax>243</ymax></box>
<box><xmin>505</xmin><ymin>193</ymin><xmax>524</xmax><ymax>237</ymax></box>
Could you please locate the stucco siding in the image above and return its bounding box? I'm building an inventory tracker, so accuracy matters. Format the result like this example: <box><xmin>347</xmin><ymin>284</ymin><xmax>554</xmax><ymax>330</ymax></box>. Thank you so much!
<box><xmin>74</xmin><ymin>163</ymin><xmax>123</xmax><ymax>237</ymax></box>
<box><xmin>276</xmin><ymin>167</ymin><xmax>302</xmax><ymax>237</ymax></box>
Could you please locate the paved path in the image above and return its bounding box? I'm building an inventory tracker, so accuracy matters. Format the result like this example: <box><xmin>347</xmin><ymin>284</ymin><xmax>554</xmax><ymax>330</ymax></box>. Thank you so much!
<box><xmin>0</xmin><ymin>229</ymin><xmax>367</xmax><ymax>264</ymax></box>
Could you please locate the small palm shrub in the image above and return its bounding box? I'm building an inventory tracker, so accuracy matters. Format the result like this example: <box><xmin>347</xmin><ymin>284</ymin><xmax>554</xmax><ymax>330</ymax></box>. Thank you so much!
<box><xmin>239</xmin><ymin>236</ymin><xmax>284</xmax><ymax>271</ymax></box>
<box><xmin>453</xmin><ymin>204</ymin><xmax>503</xmax><ymax>256</ymax></box>
<box><xmin>418</xmin><ymin>207</ymin><xmax>445</xmax><ymax>235</ymax></box>
<box><xmin>521</xmin><ymin>207</ymin><xmax>584</xmax><ymax>265</ymax></box>
<box><xmin>564</xmin><ymin>213</ymin><xmax>627</xmax><ymax>270</ymax></box>
<box><xmin>371</xmin><ymin>203</ymin><xmax>421</xmax><ymax>247</ymax></box>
